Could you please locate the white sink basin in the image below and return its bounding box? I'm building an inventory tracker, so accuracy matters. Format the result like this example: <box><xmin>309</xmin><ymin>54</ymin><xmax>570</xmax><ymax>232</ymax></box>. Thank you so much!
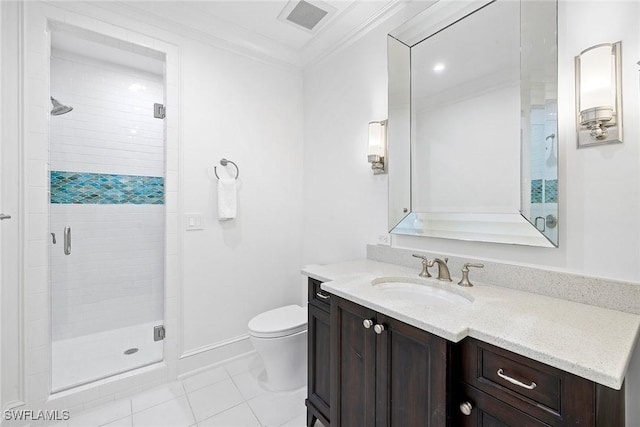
<box><xmin>371</xmin><ymin>277</ymin><xmax>473</xmax><ymax>306</ymax></box>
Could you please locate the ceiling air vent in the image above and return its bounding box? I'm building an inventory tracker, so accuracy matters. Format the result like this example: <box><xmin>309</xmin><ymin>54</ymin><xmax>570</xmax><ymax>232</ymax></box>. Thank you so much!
<box><xmin>278</xmin><ymin>0</ymin><xmax>337</xmax><ymax>33</ymax></box>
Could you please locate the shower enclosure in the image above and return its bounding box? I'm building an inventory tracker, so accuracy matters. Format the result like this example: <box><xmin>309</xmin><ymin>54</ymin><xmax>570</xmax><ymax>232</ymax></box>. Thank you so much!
<box><xmin>49</xmin><ymin>28</ymin><xmax>166</xmax><ymax>392</ymax></box>
<box><xmin>528</xmin><ymin>102</ymin><xmax>559</xmax><ymax>243</ymax></box>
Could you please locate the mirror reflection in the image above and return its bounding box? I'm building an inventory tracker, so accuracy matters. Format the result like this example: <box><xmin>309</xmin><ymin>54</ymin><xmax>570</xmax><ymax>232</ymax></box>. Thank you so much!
<box><xmin>388</xmin><ymin>0</ymin><xmax>558</xmax><ymax>247</ymax></box>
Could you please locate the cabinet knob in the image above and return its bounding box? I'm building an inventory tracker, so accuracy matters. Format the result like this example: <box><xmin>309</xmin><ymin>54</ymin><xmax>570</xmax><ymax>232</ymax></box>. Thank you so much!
<box><xmin>373</xmin><ymin>324</ymin><xmax>385</xmax><ymax>334</ymax></box>
<box><xmin>459</xmin><ymin>401</ymin><xmax>473</xmax><ymax>416</ymax></box>
<box><xmin>363</xmin><ymin>319</ymin><xmax>374</xmax><ymax>329</ymax></box>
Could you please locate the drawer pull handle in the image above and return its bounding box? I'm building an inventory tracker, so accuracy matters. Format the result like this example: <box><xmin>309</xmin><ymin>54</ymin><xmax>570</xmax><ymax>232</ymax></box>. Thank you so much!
<box><xmin>316</xmin><ymin>291</ymin><xmax>330</xmax><ymax>300</ymax></box>
<box><xmin>497</xmin><ymin>368</ymin><xmax>537</xmax><ymax>390</ymax></box>
<box><xmin>363</xmin><ymin>319</ymin><xmax>374</xmax><ymax>329</ymax></box>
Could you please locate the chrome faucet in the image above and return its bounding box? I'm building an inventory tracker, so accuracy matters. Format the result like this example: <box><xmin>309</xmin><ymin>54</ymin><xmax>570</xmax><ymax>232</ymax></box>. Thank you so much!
<box><xmin>412</xmin><ymin>254</ymin><xmax>432</xmax><ymax>278</ymax></box>
<box><xmin>431</xmin><ymin>258</ymin><xmax>452</xmax><ymax>282</ymax></box>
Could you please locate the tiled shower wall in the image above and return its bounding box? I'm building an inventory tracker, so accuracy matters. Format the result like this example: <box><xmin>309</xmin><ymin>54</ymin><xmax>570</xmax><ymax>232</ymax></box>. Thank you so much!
<box><xmin>50</xmin><ymin>49</ymin><xmax>165</xmax><ymax>341</ymax></box>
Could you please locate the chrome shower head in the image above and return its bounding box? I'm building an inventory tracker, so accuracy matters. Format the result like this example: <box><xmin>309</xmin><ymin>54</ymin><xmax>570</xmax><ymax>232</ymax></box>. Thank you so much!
<box><xmin>50</xmin><ymin>97</ymin><xmax>73</xmax><ymax>116</ymax></box>
<box><xmin>545</xmin><ymin>133</ymin><xmax>555</xmax><ymax>141</ymax></box>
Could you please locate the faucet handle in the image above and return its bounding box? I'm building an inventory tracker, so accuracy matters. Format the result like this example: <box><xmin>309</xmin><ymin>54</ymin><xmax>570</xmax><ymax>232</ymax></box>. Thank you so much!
<box><xmin>412</xmin><ymin>254</ymin><xmax>432</xmax><ymax>278</ymax></box>
<box><xmin>458</xmin><ymin>263</ymin><xmax>484</xmax><ymax>287</ymax></box>
<box><xmin>465</xmin><ymin>263</ymin><xmax>483</xmax><ymax>269</ymax></box>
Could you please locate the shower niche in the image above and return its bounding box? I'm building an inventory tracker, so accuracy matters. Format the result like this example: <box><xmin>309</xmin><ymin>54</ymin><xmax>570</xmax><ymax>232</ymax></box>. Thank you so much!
<box><xmin>48</xmin><ymin>24</ymin><xmax>167</xmax><ymax>392</ymax></box>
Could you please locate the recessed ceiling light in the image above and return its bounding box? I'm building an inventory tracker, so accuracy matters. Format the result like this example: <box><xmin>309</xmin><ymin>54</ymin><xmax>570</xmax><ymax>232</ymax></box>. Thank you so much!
<box><xmin>433</xmin><ymin>63</ymin><xmax>445</xmax><ymax>73</ymax></box>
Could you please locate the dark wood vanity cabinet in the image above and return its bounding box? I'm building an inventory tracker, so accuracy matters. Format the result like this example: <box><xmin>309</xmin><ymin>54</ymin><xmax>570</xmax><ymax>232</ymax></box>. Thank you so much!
<box><xmin>330</xmin><ymin>295</ymin><xmax>449</xmax><ymax>427</ymax></box>
<box><xmin>306</xmin><ymin>278</ymin><xmax>331</xmax><ymax>427</ymax></box>
<box><xmin>305</xmin><ymin>281</ymin><xmax>625</xmax><ymax>427</ymax></box>
<box><xmin>454</xmin><ymin>338</ymin><xmax>625</xmax><ymax>427</ymax></box>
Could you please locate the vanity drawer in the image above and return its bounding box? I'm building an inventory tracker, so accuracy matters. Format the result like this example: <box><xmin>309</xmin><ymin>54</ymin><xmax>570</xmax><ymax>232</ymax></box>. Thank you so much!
<box><xmin>308</xmin><ymin>278</ymin><xmax>331</xmax><ymax>310</ymax></box>
<box><xmin>459</xmin><ymin>338</ymin><xmax>595</xmax><ymax>424</ymax></box>
<box><xmin>461</xmin><ymin>338</ymin><xmax>560</xmax><ymax>411</ymax></box>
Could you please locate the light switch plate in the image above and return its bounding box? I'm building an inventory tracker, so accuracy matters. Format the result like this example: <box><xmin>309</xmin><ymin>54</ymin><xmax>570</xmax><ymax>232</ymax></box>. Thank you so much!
<box><xmin>185</xmin><ymin>213</ymin><xmax>204</xmax><ymax>230</ymax></box>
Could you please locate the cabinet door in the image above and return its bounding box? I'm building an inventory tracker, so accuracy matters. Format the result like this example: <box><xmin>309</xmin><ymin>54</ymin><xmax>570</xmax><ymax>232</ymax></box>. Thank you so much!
<box><xmin>375</xmin><ymin>314</ymin><xmax>448</xmax><ymax>427</ymax></box>
<box><xmin>307</xmin><ymin>303</ymin><xmax>331</xmax><ymax>424</ymax></box>
<box><xmin>331</xmin><ymin>297</ymin><xmax>377</xmax><ymax>427</ymax></box>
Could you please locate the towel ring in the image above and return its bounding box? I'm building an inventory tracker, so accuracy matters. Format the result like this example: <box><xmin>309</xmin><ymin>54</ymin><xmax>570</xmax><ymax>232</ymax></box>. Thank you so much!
<box><xmin>214</xmin><ymin>158</ymin><xmax>239</xmax><ymax>180</ymax></box>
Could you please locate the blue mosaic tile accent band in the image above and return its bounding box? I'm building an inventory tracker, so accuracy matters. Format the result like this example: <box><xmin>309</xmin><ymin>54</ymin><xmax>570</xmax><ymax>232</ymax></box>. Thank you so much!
<box><xmin>531</xmin><ymin>179</ymin><xmax>543</xmax><ymax>204</ymax></box>
<box><xmin>50</xmin><ymin>171</ymin><xmax>164</xmax><ymax>204</ymax></box>
<box><xmin>545</xmin><ymin>179</ymin><xmax>558</xmax><ymax>203</ymax></box>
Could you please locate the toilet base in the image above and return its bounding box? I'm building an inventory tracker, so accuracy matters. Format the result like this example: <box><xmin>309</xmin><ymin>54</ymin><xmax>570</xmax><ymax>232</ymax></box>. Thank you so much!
<box><xmin>250</xmin><ymin>330</ymin><xmax>307</xmax><ymax>392</ymax></box>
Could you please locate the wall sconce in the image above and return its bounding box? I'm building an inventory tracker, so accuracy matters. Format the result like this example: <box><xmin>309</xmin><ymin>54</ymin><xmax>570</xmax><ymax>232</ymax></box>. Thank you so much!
<box><xmin>368</xmin><ymin>120</ymin><xmax>387</xmax><ymax>174</ymax></box>
<box><xmin>575</xmin><ymin>41</ymin><xmax>622</xmax><ymax>148</ymax></box>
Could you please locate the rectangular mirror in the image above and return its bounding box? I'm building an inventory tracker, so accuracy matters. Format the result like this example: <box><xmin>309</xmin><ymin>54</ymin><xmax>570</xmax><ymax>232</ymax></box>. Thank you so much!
<box><xmin>388</xmin><ymin>0</ymin><xmax>558</xmax><ymax>247</ymax></box>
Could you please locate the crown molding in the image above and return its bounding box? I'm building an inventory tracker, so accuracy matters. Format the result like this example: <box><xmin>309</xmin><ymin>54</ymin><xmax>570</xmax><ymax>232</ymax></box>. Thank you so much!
<box><xmin>41</xmin><ymin>1</ymin><xmax>433</xmax><ymax>71</ymax></box>
<box><xmin>301</xmin><ymin>0</ymin><xmax>401</xmax><ymax>67</ymax></box>
<box><xmin>301</xmin><ymin>0</ymin><xmax>436</xmax><ymax>68</ymax></box>
<box><xmin>51</xmin><ymin>0</ymin><xmax>304</xmax><ymax>69</ymax></box>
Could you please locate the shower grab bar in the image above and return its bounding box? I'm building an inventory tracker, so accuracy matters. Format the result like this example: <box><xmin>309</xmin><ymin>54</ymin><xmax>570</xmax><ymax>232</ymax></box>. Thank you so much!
<box><xmin>213</xmin><ymin>158</ymin><xmax>239</xmax><ymax>180</ymax></box>
<box><xmin>64</xmin><ymin>226</ymin><xmax>71</xmax><ymax>255</ymax></box>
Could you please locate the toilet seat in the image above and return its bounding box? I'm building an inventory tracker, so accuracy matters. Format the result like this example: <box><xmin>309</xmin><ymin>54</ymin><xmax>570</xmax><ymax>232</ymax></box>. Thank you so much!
<box><xmin>248</xmin><ymin>305</ymin><xmax>307</xmax><ymax>338</ymax></box>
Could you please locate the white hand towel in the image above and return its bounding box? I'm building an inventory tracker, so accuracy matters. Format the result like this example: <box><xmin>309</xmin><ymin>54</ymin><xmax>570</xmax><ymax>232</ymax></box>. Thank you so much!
<box><xmin>218</xmin><ymin>178</ymin><xmax>237</xmax><ymax>220</ymax></box>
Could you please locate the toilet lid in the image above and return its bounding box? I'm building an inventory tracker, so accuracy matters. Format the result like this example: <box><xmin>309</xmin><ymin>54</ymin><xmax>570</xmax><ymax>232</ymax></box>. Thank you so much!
<box><xmin>248</xmin><ymin>305</ymin><xmax>307</xmax><ymax>338</ymax></box>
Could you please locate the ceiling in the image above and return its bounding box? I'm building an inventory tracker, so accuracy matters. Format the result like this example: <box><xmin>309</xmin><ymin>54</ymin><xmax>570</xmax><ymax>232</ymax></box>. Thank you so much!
<box><xmin>94</xmin><ymin>0</ymin><xmax>404</xmax><ymax>67</ymax></box>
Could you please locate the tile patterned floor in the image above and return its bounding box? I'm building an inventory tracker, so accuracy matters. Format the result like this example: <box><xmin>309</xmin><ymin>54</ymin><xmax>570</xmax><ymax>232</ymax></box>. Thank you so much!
<box><xmin>43</xmin><ymin>354</ymin><xmax>325</xmax><ymax>427</ymax></box>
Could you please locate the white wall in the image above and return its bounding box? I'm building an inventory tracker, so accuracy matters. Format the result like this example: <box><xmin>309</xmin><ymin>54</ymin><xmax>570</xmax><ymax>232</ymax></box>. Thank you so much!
<box><xmin>302</xmin><ymin>15</ymin><xmax>396</xmax><ymax>264</ymax></box>
<box><xmin>180</xmin><ymin>38</ymin><xmax>304</xmax><ymax>354</ymax></box>
<box><xmin>302</xmin><ymin>0</ymin><xmax>640</xmax><ymax>422</ymax></box>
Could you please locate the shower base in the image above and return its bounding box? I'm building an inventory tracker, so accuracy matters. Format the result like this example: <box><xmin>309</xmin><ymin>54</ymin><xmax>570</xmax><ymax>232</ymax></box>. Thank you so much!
<box><xmin>52</xmin><ymin>321</ymin><xmax>163</xmax><ymax>393</ymax></box>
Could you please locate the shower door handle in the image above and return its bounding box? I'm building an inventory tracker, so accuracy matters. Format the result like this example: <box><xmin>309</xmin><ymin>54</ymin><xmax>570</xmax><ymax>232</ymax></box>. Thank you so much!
<box><xmin>64</xmin><ymin>226</ymin><xmax>71</xmax><ymax>255</ymax></box>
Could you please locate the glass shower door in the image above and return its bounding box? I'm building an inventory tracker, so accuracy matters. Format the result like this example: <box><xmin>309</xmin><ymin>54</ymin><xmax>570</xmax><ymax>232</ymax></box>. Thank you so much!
<box><xmin>49</xmin><ymin>41</ymin><xmax>165</xmax><ymax>392</ymax></box>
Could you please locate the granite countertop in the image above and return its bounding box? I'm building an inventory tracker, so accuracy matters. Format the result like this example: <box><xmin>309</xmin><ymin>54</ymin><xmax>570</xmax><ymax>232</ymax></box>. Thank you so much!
<box><xmin>302</xmin><ymin>259</ymin><xmax>640</xmax><ymax>390</ymax></box>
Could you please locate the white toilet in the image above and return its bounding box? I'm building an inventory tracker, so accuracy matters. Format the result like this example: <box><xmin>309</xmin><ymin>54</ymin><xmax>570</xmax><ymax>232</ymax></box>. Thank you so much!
<box><xmin>248</xmin><ymin>305</ymin><xmax>308</xmax><ymax>391</ymax></box>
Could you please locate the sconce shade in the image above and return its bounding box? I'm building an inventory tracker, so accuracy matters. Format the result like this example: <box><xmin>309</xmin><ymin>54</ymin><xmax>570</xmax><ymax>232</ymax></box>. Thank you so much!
<box><xmin>578</xmin><ymin>45</ymin><xmax>615</xmax><ymax>113</ymax></box>
<box><xmin>368</xmin><ymin>120</ymin><xmax>387</xmax><ymax>174</ymax></box>
<box><xmin>575</xmin><ymin>41</ymin><xmax>622</xmax><ymax>147</ymax></box>
<box><xmin>368</xmin><ymin>121</ymin><xmax>385</xmax><ymax>157</ymax></box>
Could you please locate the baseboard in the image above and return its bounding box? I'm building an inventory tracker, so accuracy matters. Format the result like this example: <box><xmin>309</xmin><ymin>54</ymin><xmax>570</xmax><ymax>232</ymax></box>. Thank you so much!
<box><xmin>178</xmin><ymin>334</ymin><xmax>254</xmax><ymax>376</ymax></box>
